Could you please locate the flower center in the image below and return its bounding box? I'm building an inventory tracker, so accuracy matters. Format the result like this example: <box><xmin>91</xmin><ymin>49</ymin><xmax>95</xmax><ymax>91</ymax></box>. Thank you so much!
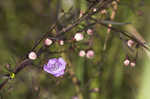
<box><xmin>49</xmin><ymin>62</ymin><xmax>59</xmax><ymax>71</ymax></box>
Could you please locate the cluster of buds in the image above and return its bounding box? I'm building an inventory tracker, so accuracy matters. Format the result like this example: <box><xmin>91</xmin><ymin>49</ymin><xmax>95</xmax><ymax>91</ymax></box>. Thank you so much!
<box><xmin>123</xmin><ymin>58</ymin><xmax>136</xmax><ymax>67</ymax></box>
<box><xmin>44</xmin><ymin>38</ymin><xmax>65</xmax><ymax>46</ymax></box>
<box><xmin>28</xmin><ymin>38</ymin><xmax>65</xmax><ymax>61</ymax></box>
<box><xmin>79</xmin><ymin>50</ymin><xmax>94</xmax><ymax>59</ymax></box>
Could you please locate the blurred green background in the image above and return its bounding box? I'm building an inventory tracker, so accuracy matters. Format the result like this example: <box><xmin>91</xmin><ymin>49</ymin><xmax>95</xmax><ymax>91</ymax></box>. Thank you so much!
<box><xmin>0</xmin><ymin>0</ymin><xmax>150</xmax><ymax>99</ymax></box>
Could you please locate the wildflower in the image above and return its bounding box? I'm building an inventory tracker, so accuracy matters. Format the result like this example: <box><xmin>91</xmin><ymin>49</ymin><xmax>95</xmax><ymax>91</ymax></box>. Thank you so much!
<box><xmin>74</xmin><ymin>33</ymin><xmax>84</xmax><ymax>41</ymax></box>
<box><xmin>28</xmin><ymin>51</ymin><xmax>37</xmax><ymax>60</ymax></box>
<box><xmin>43</xmin><ymin>58</ymin><xmax>66</xmax><ymax>77</ymax></box>
<box><xmin>123</xmin><ymin>59</ymin><xmax>130</xmax><ymax>66</ymax></box>
<box><xmin>44</xmin><ymin>38</ymin><xmax>53</xmax><ymax>46</ymax></box>
<box><xmin>127</xmin><ymin>40</ymin><xmax>134</xmax><ymax>47</ymax></box>
<box><xmin>79</xmin><ymin>50</ymin><xmax>86</xmax><ymax>57</ymax></box>
<box><xmin>87</xmin><ymin>29</ymin><xmax>93</xmax><ymax>35</ymax></box>
<box><xmin>86</xmin><ymin>50</ymin><xmax>94</xmax><ymax>59</ymax></box>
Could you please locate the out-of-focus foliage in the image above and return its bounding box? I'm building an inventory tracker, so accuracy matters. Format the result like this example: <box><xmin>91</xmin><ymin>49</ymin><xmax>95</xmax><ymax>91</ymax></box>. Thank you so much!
<box><xmin>0</xmin><ymin>0</ymin><xmax>150</xmax><ymax>99</ymax></box>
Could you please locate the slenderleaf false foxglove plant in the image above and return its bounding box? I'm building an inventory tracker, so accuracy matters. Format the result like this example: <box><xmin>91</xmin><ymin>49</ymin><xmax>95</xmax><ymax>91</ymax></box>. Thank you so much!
<box><xmin>43</xmin><ymin>57</ymin><xmax>66</xmax><ymax>77</ymax></box>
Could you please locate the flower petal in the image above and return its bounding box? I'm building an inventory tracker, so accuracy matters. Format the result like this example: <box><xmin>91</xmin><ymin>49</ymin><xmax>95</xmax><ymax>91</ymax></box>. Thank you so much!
<box><xmin>48</xmin><ymin>58</ymin><xmax>57</xmax><ymax>65</ymax></box>
<box><xmin>54</xmin><ymin>70</ymin><xmax>64</xmax><ymax>77</ymax></box>
<box><xmin>58</xmin><ymin>57</ymin><xmax>66</xmax><ymax>70</ymax></box>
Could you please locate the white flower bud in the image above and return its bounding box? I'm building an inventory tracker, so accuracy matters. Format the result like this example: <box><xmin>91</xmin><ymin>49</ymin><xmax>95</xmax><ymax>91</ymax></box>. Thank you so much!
<box><xmin>123</xmin><ymin>59</ymin><xmax>130</xmax><ymax>66</ymax></box>
<box><xmin>79</xmin><ymin>10</ymin><xmax>84</xmax><ymax>18</ymax></box>
<box><xmin>93</xmin><ymin>8</ymin><xmax>97</xmax><ymax>12</ymax></box>
<box><xmin>74</xmin><ymin>33</ymin><xmax>84</xmax><ymax>41</ymax></box>
<box><xmin>59</xmin><ymin>40</ymin><xmax>64</xmax><ymax>45</ymax></box>
<box><xmin>130</xmin><ymin>62</ymin><xmax>136</xmax><ymax>67</ymax></box>
<box><xmin>86</xmin><ymin>50</ymin><xmax>94</xmax><ymax>59</ymax></box>
<box><xmin>87</xmin><ymin>29</ymin><xmax>93</xmax><ymax>35</ymax></box>
<box><xmin>79</xmin><ymin>50</ymin><xmax>86</xmax><ymax>57</ymax></box>
<box><xmin>28</xmin><ymin>51</ymin><xmax>37</xmax><ymax>60</ymax></box>
<box><xmin>127</xmin><ymin>40</ymin><xmax>134</xmax><ymax>47</ymax></box>
<box><xmin>44</xmin><ymin>38</ymin><xmax>53</xmax><ymax>46</ymax></box>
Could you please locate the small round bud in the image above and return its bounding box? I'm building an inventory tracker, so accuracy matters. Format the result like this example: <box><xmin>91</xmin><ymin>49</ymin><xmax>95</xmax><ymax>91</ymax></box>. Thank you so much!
<box><xmin>79</xmin><ymin>10</ymin><xmax>84</xmax><ymax>18</ymax></box>
<box><xmin>87</xmin><ymin>29</ymin><xmax>93</xmax><ymax>35</ymax></box>
<box><xmin>59</xmin><ymin>40</ymin><xmax>64</xmax><ymax>45</ymax></box>
<box><xmin>44</xmin><ymin>38</ymin><xmax>53</xmax><ymax>46</ymax></box>
<box><xmin>79</xmin><ymin>50</ymin><xmax>86</xmax><ymax>57</ymax></box>
<box><xmin>100</xmin><ymin>9</ymin><xmax>107</xmax><ymax>14</ymax></box>
<box><xmin>5</xmin><ymin>64</ymin><xmax>10</xmax><ymax>69</ymax></box>
<box><xmin>123</xmin><ymin>59</ymin><xmax>130</xmax><ymax>66</ymax></box>
<box><xmin>74</xmin><ymin>33</ymin><xmax>84</xmax><ymax>41</ymax></box>
<box><xmin>127</xmin><ymin>40</ymin><xmax>134</xmax><ymax>47</ymax></box>
<box><xmin>28</xmin><ymin>51</ymin><xmax>37</xmax><ymax>60</ymax></box>
<box><xmin>130</xmin><ymin>62</ymin><xmax>136</xmax><ymax>67</ymax></box>
<box><xmin>93</xmin><ymin>8</ymin><xmax>97</xmax><ymax>12</ymax></box>
<box><xmin>91</xmin><ymin>88</ymin><xmax>99</xmax><ymax>92</ymax></box>
<box><xmin>86</xmin><ymin>50</ymin><xmax>94</xmax><ymax>59</ymax></box>
<box><xmin>72</xmin><ymin>96</ymin><xmax>79</xmax><ymax>99</ymax></box>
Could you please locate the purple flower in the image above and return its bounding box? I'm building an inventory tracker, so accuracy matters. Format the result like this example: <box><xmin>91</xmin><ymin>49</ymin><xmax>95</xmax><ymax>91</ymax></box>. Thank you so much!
<box><xmin>43</xmin><ymin>57</ymin><xmax>66</xmax><ymax>77</ymax></box>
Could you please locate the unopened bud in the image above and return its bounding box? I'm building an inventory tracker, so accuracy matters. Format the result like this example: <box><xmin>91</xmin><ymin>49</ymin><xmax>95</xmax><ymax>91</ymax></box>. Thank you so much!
<box><xmin>87</xmin><ymin>29</ymin><xmax>93</xmax><ymax>35</ymax></box>
<box><xmin>44</xmin><ymin>38</ymin><xmax>53</xmax><ymax>46</ymax></box>
<box><xmin>86</xmin><ymin>50</ymin><xmax>94</xmax><ymax>59</ymax></box>
<box><xmin>79</xmin><ymin>10</ymin><xmax>84</xmax><ymax>18</ymax></box>
<box><xmin>79</xmin><ymin>50</ymin><xmax>86</xmax><ymax>57</ymax></box>
<box><xmin>100</xmin><ymin>9</ymin><xmax>107</xmax><ymax>14</ymax></box>
<box><xmin>127</xmin><ymin>40</ymin><xmax>134</xmax><ymax>47</ymax></box>
<box><xmin>72</xmin><ymin>96</ymin><xmax>79</xmax><ymax>99</ymax></box>
<box><xmin>90</xmin><ymin>88</ymin><xmax>99</xmax><ymax>92</ymax></box>
<box><xmin>93</xmin><ymin>8</ymin><xmax>97</xmax><ymax>12</ymax></box>
<box><xmin>130</xmin><ymin>62</ymin><xmax>136</xmax><ymax>67</ymax></box>
<box><xmin>123</xmin><ymin>59</ymin><xmax>130</xmax><ymax>66</ymax></box>
<box><xmin>28</xmin><ymin>51</ymin><xmax>37</xmax><ymax>60</ymax></box>
<box><xmin>74</xmin><ymin>33</ymin><xmax>84</xmax><ymax>41</ymax></box>
<box><xmin>59</xmin><ymin>40</ymin><xmax>64</xmax><ymax>45</ymax></box>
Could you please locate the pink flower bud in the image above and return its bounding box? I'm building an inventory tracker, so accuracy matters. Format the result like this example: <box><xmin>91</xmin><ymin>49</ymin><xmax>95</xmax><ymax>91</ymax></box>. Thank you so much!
<box><xmin>86</xmin><ymin>50</ymin><xmax>94</xmax><ymax>59</ymax></box>
<box><xmin>44</xmin><ymin>38</ymin><xmax>53</xmax><ymax>46</ymax></box>
<box><xmin>74</xmin><ymin>33</ymin><xmax>84</xmax><ymax>41</ymax></box>
<box><xmin>87</xmin><ymin>29</ymin><xmax>93</xmax><ymax>35</ymax></box>
<box><xmin>59</xmin><ymin>40</ymin><xmax>64</xmax><ymax>45</ymax></box>
<box><xmin>100</xmin><ymin>9</ymin><xmax>107</xmax><ymax>14</ymax></box>
<box><xmin>79</xmin><ymin>10</ymin><xmax>84</xmax><ymax>18</ymax></box>
<box><xmin>127</xmin><ymin>40</ymin><xmax>134</xmax><ymax>47</ymax></box>
<box><xmin>123</xmin><ymin>59</ymin><xmax>130</xmax><ymax>66</ymax></box>
<box><xmin>130</xmin><ymin>62</ymin><xmax>136</xmax><ymax>67</ymax></box>
<box><xmin>28</xmin><ymin>51</ymin><xmax>37</xmax><ymax>60</ymax></box>
<box><xmin>72</xmin><ymin>96</ymin><xmax>79</xmax><ymax>99</ymax></box>
<box><xmin>79</xmin><ymin>50</ymin><xmax>86</xmax><ymax>57</ymax></box>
